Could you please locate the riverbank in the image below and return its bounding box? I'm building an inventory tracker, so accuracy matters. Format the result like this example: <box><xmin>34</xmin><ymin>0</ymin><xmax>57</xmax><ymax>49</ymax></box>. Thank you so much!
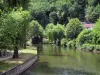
<box><xmin>80</xmin><ymin>44</ymin><xmax>100</xmax><ymax>53</ymax></box>
<box><xmin>43</xmin><ymin>39</ymin><xmax>100</xmax><ymax>53</ymax></box>
<box><xmin>0</xmin><ymin>46</ymin><xmax>37</xmax><ymax>73</ymax></box>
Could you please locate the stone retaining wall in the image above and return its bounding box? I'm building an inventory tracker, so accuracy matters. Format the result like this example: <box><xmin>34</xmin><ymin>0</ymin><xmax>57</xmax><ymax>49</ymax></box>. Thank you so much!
<box><xmin>0</xmin><ymin>55</ymin><xmax>38</xmax><ymax>75</ymax></box>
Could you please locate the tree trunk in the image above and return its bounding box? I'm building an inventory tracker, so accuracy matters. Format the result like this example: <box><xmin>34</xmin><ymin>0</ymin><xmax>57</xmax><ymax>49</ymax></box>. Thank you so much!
<box><xmin>23</xmin><ymin>32</ymin><xmax>26</xmax><ymax>49</ymax></box>
<box><xmin>13</xmin><ymin>47</ymin><xmax>19</xmax><ymax>58</ymax></box>
<box><xmin>57</xmin><ymin>40</ymin><xmax>61</xmax><ymax>46</ymax></box>
<box><xmin>24</xmin><ymin>43</ymin><xmax>26</xmax><ymax>49</ymax></box>
<box><xmin>0</xmin><ymin>51</ymin><xmax>1</xmax><ymax>57</ymax></box>
<box><xmin>3</xmin><ymin>50</ymin><xmax>6</xmax><ymax>56</ymax></box>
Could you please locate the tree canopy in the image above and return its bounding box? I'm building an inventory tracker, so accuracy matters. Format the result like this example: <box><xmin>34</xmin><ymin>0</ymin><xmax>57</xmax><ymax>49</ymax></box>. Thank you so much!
<box><xmin>66</xmin><ymin>18</ymin><xmax>84</xmax><ymax>40</ymax></box>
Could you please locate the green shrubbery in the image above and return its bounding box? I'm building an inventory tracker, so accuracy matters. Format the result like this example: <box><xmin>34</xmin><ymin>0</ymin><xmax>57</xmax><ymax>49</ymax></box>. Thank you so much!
<box><xmin>82</xmin><ymin>44</ymin><xmax>94</xmax><ymax>51</ymax></box>
<box><xmin>76</xmin><ymin>29</ymin><xmax>93</xmax><ymax>47</ymax></box>
<box><xmin>93</xmin><ymin>19</ymin><xmax>100</xmax><ymax>44</ymax></box>
<box><xmin>61</xmin><ymin>38</ymin><xmax>67</xmax><ymax>46</ymax></box>
<box><xmin>76</xmin><ymin>19</ymin><xmax>100</xmax><ymax>52</ymax></box>
<box><xmin>95</xmin><ymin>45</ymin><xmax>100</xmax><ymax>51</ymax></box>
<box><xmin>67</xmin><ymin>40</ymin><xmax>76</xmax><ymax>49</ymax></box>
<box><xmin>81</xmin><ymin>44</ymin><xmax>100</xmax><ymax>51</ymax></box>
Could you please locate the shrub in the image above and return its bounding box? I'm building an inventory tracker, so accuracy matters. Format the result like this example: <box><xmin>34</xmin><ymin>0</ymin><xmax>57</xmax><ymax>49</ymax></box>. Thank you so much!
<box><xmin>95</xmin><ymin>45</ymin><xmax>100</xmax><ymax>51</ymax></box>
<box><xmin>93</xmin><ymin>19</ymin><xmax>100</xmax><ymax>44</ymax></box>
<box><xmin>76</xmin><ymin>29</ymin><xmax>93</xmax><ymax>48</ymax></box>
<box><xmin>81</xmin><ymin>44</ymin><xmax>87</xmax><ymax>50</ymax></box>
<box><xmin>81</xmin><ymin>44</ymin><xmax>100</xmax><ymax>51</ymax></box>
<box><xmin>61</xmin><ymin>38</ymin><xmax>67</xmax><ymax>46</ymax></box>
<box><xmin>86</xmin><ymin>44</ymin><xmax>94</xmax><ymax>51</ymax></box>
<box><xmin>67</xmin><ymin>40</ymin><xmax>76</xmax><ymax>49</ymax></box>
<box><xmin>81</xmin><ymin>44</ymin><xmax>94</xmax><ymax>51</ymax></box>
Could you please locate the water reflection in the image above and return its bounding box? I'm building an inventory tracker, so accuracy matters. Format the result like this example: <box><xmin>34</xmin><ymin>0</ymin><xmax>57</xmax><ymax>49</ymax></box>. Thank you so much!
<box><xmin>32</xmin><ymin>45</ymin><xmax>100</xmax><ymax>75</ymax></box>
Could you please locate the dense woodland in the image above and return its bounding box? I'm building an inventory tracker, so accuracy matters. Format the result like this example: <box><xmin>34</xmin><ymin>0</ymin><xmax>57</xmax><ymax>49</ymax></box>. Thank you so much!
<box><xmin>0</xmin><ymin>0</ymin><xmax>100</xmax><ymax>58</ymax></box>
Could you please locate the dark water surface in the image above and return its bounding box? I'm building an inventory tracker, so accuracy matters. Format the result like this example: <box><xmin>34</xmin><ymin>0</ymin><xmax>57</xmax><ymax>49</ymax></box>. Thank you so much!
<box><xmin>32</xmin><ymin>45</ymin><xmax>100</xmax><ymax>75</ymax></box>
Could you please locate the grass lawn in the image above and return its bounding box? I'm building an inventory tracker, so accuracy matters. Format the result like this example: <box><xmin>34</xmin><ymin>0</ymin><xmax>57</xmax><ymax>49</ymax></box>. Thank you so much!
<box><xmin>0</xmin><ymin>46</ymin><xmax>37</xmax><ymax>73</ymax></box>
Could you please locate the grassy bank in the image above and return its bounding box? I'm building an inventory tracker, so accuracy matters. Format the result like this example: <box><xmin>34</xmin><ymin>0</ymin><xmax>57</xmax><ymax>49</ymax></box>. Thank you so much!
<box><xmin>0</xmin><ymin>46</ymin><xmax>37</xmax><ymax>73</ymax></box>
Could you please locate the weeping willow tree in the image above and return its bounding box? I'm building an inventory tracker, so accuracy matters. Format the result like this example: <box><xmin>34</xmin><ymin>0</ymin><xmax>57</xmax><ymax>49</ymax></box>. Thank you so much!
<box><xmin>45</xmin><ymin>23</ymin><xmax>55</xmax><ymax>42</ymax></box>
<box><xmin>45</xmin><ymin>23</ymin><xmax>65</xmax><ymax>45</ymax></box>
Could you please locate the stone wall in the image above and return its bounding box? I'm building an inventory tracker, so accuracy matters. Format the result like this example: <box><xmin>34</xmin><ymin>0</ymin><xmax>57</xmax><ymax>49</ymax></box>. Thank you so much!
<box><xmin>0</xmin><ymin>55</ymin><xmax>38</xmax><ymax>75</ymax></box>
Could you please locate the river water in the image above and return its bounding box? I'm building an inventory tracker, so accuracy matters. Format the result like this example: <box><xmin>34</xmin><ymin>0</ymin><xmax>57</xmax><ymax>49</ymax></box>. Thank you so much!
<box><xmin>32</xmin><ymin>45</ymin><xmax>100</xmax><ymax>75</ymax></box>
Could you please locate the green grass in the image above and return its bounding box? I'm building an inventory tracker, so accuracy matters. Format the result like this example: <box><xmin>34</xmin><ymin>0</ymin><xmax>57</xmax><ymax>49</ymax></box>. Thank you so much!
<box><xmin>0</xmin><ymin>46</ymin><xmax>37</xmax><ymax>73</ymax></box>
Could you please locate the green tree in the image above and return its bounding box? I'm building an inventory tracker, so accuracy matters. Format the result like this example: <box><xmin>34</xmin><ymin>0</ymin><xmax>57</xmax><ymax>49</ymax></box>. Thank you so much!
<box><xmin>45</xmin><ymin>23</ymin><xmax>65</xmax><ymax>45</ymax></box>
<box><xmin>4</xmin><ymin>0</ymin><xmax>29</xmax><ymax>9</ymax></box>
<box><xmin>49</xmin><ymin>11</ymin><xmax>58</xmax><ymax>25</ymax></box>
<box><xmin>45</xmin><ymin>23</ymin><xmax>55</xmax><ymax>42</ymax></box>
<box><xmin>86</xmin><ymin>5</ymin><xmax>100</xmax><ymax>22</ymax></box>
<box><xmin>66</xmin><ymin>18</ymin><xmax>84</xmax><ymax>40</ymax></box>
<box><xmin>29</xmin><ymin>20</ymin><xmax>44</xmax><ymax>37</ymax></box>
<box><xmin>93</xmin><ymin>19</ymin><xmax>100</xmax><ymax>44</ymax></box>
<box><xmin>0</xmin><ymin>9</ymin><xmax>30</xmax><ymax>58</ymax></box>
<box><xmin>52</xmin><ymin>24</ymin><xmax>65</xmax><ymax>46</ymax></box>
<box><xmin>76</xmin><ymin>29</ymin><xmax>93</xmax><ymax>47</ymax></box>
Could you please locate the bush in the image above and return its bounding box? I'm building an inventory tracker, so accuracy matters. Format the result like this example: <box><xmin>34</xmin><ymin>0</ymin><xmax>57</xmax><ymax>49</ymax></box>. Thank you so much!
<box><xmin>67</xmin><ymin>40</ymin><xmax>76</xmax><ymax>49</ymax></box>
<box><xmin>95</xmin><ymin>45</ymin><xmax>100</xmax><ymax>51</ymax></box>
<box><xmin>93</xmin><ymin>19</ymin><xmax>100</xmax><ymax>44</ymax></box>
<box><xmin>81</xmin><ymin>44</ymin><xmax>87</xmax><ymax>50</ymax></box>
<box><xmin>81</xmin><ymin>44</ymin><xmax>94</xmax><ymax>51</ymax></box>
<box><xmin>86</xmin><ymin>44</ymin><xmax>94</xmax><ymax>51</ymax></box>
<box><xmin>81</xmin><ymin>44</ymin><xmax>100</xmax><ymax>51</ymax></box>
<box><xmin>61</xmin><ymin>38</ymin><xmax>67</xmax><ymax>46</ymax></box>
<box><xmin>76</xmin><ymin>29</ymin><xmax>93</xmax><ymax>48</ymax></box>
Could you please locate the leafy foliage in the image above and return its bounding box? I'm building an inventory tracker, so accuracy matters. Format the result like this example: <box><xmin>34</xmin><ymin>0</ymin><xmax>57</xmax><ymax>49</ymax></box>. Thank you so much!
<box><xmin>0</xmin><ymin>9</ymin><xmax>31</xmax><ymax>58</ymax></box>
<box><xmin>45</xmin><ymin>23</ymin><xmax>65</xmax><ymax>43</ymax></box>
<box><xmin>86</xmin><ymin>5</ymin><xmax>100</xmax><ymax>22</ymax></box>
<box><xmin>93</xmin><ymin>19</ymin><xmax>100</xmax><ymax>44</ymax></box>
<box><xmin>29</xmin><ymin>20</ymin><xmax>44</xmax><ymax>37</ymax></box>
<box><xmin>4</xmin><ymin>0</ymin><xmax>29</xmax><ymax>9</ymax></box>
<box><xmin>45</xmin><ymin>23</ymin><xmax>55</xmax><ymax>41</ymax></box>
<box><xmin>76</xmin><ymin>29</ymin><xmax>93</xmax><ymax>47</ymax></box>
<box><xmin>67</xmin><ymin>40</ymin><xmax>76</xmax><ymax>49</ymax></box>
<box><xmin>66</xmin><ymin>18</ymin><xmax>84</xmax><ymax>39</ymax></box>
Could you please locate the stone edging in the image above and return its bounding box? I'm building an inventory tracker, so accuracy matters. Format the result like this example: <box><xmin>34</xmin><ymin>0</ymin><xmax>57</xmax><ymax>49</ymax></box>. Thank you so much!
<box><xmin>0</xmin><ymin>55</ymin><xmax>38</xmax><ymax>75</ymax></box>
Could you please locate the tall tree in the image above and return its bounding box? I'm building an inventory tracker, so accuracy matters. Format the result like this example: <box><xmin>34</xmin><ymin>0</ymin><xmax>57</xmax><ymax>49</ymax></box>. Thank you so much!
<box><xmin>66</xmin><ymin>18</ymin><xmax>84</xmax><ymax>40</ymax></box>
<box><xmin>76</xmin><ymin>0</ymin><xmax>88</xmax><ymax>20</ymax></box>
<box><xmin>0</xmin><ymin>9</ymin><xmax>30</xmax><ymax>58</ymax></box>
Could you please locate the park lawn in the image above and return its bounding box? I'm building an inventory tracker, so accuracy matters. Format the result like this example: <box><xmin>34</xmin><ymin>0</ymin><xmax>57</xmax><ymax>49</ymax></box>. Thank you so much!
<box><xmin>0</xmin><ymin>46</ymin><xmax>37</xmax><ymax>73</ymax></box>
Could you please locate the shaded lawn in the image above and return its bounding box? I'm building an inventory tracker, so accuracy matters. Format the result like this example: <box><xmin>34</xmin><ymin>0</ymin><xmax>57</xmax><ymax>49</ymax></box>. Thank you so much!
<box><xmin>0</xmin><ymin>46</ymin><xmax>37</xmax><ymax>73</ymax></box>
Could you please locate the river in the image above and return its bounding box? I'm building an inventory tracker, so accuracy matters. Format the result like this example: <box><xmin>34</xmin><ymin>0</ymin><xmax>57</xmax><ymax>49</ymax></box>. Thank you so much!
<box><xmin>32</xmin><ymin>44</ymin><xmax>100</xmax><ymax>75</ymax></box>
